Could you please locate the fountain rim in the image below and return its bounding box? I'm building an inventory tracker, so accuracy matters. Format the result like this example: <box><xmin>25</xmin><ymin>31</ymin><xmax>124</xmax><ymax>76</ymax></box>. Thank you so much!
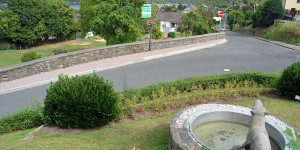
<box><xmin>177</xmin><ymin>104</ymin><xmax>295</xmax><ymax>150</ymax></box>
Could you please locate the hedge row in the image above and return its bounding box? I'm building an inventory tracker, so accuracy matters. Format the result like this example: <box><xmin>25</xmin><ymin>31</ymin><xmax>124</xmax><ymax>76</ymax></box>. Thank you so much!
<box><xmin>122</xmin><ymin>73</ymin><xmax>279</xmax><ymax>101</ymax></box>
<box><xmin>0</xmin><ymin>72</ymin><xmax>279</xmax><ymax>133</ymax></box>
<box><xmin>0</xmin><ymin>106</ymin><xmax>44</xmax><ymax>133</ymax></box>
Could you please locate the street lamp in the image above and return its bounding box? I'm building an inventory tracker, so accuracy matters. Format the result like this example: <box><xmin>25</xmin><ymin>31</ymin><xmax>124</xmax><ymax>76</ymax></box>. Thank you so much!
<box><xmin>223</xmin><ymin>5</ymin><xmax>234</xmax><ymax>31</ymax></box>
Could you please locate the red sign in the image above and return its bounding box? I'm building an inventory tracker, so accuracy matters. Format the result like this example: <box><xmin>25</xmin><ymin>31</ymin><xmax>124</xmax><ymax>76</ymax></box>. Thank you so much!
<box><xmin>218</xmin><ymin>11</ymin><xmax>224</xmax><ymax>18</ymax></box>
<box><xmin>147</xmin><ymin>20</ymin><xmax>156</xmax><ymax>25</ymax></box>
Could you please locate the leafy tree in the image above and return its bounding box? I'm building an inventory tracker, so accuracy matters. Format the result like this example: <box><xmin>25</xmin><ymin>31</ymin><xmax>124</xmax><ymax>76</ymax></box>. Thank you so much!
<box><xmin>79</xmin><ymin>0</ymin><xmax>144</xmax><ymax>45</ymax></box>
<box><xmin>192</xmin><ymin>20</ymin><xmax>210</xmax><ymax>35</ymax></box>
<box><xmin>227</xmin><ymin>9</ymin><xmax>245</xmax><ymax>30</ymax></box>
<box><xmin>180</xmin><ymin>11</ymin><xmax>210</xmax><ymax>36</ymax></box>
<box><xmin>0</xmin><ymin>9</ymin><xmax>20</xmax><ymax>43</ymax></box>
<box><xmin>196</xmin><ymin>6</ymin><xmax>217</xmax><ymax>29</ymax></box>
<box><xmin>34</xmin><ymin>20</ymin><xmax>47</xmax><ymax>40</ymax></box>
<box><xmin>266</xmin><ymin>0</ymin><xmax>284</xmax><ymax>25</ymax></box>
<box><xmin>1</xmin><ymin>0</ymin><xmax>76</xmax><ymax>46</ymax></box>
<box><xmin>255</xmin><ymin>0</ymin><xmax>284</xmax><ymax>27</ymax></box>
<box><xmin>43</xmin><ymin>0</ymin><xmax>76</xmax><ymax>40</ymax></box>
<box><xmin>7</xmin><ymin>0</ymin><xmax>44</xmax><ymax>44</ymax></box>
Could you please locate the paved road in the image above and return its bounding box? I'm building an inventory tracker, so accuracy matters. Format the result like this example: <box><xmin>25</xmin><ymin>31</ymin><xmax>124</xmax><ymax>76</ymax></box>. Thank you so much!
<box><xmin>0</xmin><ymin>32</ymin><xmax>299</xmax><ymax>117</ymax></box>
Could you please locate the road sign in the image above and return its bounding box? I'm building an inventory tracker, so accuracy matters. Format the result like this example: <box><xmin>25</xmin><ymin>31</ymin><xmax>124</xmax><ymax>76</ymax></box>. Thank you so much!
<box><xmin>143</xmin><ymin>4</ymin><xmax>152</xmax><ymax>7</ymax></box>
<box><xmin>142</xmin><ymin>6</ymin><xmax>152</xmax><ymax>18</ymax></box>
<box><xmin>218</xmin><ymin>11</ymin><xmax>224</xmax><ymax>18</ymax></box>
<box><xmin>147</xmin><ymin>20</ymin><xmax>156</xmax><ymax>25</ymax></box>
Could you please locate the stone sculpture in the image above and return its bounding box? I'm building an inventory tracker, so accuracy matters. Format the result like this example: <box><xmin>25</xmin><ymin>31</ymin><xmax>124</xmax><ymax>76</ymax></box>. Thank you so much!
<box><xmin>231</xmin><ymin>100</ymin><xmax>271</xmax><ymax>150</ymax></box>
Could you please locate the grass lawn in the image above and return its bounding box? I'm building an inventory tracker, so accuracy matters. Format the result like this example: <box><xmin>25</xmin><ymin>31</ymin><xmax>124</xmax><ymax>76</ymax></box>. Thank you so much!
<box><xmin>0</xmin><ymin>37</ymin><xmax>106</xmax><ymax>68</ymax></box>
<box><xmin>175</xmin><ymin>32</ymin><xmax>184</xmax><ymax>38</ymax></box>
<box><xmin>0</xmin><ymin>97</ymin><xmax>299</xmax><ymax>150</ymax></box>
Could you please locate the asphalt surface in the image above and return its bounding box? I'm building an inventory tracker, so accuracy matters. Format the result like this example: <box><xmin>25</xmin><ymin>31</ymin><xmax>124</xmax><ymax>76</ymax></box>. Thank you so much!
<box><xmin>0</xmin><ymin>32</ymin><xmax>300</xmax><ymax>117</ymax></box>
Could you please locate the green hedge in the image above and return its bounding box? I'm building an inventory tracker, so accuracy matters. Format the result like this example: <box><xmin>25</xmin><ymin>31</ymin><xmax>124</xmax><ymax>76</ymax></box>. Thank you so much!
<box><xmin>44</xmin><ymin>73</ymin><xmax>121</xmax><ymax>129</ymax></box>
<box><xmin>277</xmin><ymin>62</ymin><xmax>300</xmax><ymax>99</ymax></box>
<box><xmin>0</xmin><ymin>106</ymin><xmax>44</xmax><ymax>134</ymax></box>
<box><xmin>21</xmin><ymin>52</ymin><xmax>41</xmax><ymax>62</ymax></box>
<box><xmin>168</xmin><ymin>32</ymin><xmax>176</xmax><ymax>38</ymax></box>
<box><xmin>122</xmin><ymin>73</ymin><xmax>279</xmax><ymax>101</ymax></box>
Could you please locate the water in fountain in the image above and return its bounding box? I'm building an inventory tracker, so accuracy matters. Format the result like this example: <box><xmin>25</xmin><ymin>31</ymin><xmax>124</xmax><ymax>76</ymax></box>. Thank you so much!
<box><xmin>193</xmin><ymin>121</ymin><xmax>280</xmax><ymax>150</ymax></box>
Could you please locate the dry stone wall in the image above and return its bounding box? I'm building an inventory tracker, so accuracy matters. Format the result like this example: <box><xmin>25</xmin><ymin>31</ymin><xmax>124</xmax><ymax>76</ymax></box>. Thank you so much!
<box><xmin>0</xmin><ymin>33</ymin><xmax>225</xmax><ymax>83</ymax></box>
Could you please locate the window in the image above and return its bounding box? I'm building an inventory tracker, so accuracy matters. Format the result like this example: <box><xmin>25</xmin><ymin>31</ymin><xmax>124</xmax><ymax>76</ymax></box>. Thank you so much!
<box><xmin>171</xmin><ymin>23</ymin><xmax>176</xmax><ymax>27</ymax></box>
<box><xmin>298</xmin><ymin>0</ymin><xmax>300</xmax><ymax>3</ymax></box>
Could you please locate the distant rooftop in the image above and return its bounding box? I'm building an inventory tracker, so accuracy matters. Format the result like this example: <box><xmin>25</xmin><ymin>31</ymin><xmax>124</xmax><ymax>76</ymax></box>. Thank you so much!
<box><xmin>156</xmin><ymin>11</ymin><xmax>183</xmax><ymax>23</ymax></box>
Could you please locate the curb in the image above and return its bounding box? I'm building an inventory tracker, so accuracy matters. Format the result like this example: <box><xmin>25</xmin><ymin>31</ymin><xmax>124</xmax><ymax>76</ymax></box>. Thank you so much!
<box><xmin>253</xmin><ymin>37</ymin><xmax>300</xmax><ymax>51</ymax></box>
<box><xmin>0</xmin><ymin>39</ymin><xmax>228</xmax><ymax>95</ymax></box>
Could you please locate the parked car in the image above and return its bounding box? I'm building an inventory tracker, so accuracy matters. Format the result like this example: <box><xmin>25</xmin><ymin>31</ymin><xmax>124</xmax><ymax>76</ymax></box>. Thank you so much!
<box><xmin>220</xmin><ymin>27</ymin><xmax>225</xmax><ymax>31</ymax></box>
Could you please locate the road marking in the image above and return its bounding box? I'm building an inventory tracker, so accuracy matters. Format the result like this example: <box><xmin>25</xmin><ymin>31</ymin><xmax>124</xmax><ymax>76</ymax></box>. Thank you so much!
<box><xmin>0</xmin><ymin>39</ymin><xmax>228</xmax><ymax>95</ymax></box>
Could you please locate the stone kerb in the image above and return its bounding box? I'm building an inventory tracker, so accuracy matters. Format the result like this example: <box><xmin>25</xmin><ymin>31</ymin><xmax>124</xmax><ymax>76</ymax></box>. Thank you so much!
<box><xmin>0</xmin><ymin>33</ymin><xmax>225</xmax><ymax>83</ymax></box>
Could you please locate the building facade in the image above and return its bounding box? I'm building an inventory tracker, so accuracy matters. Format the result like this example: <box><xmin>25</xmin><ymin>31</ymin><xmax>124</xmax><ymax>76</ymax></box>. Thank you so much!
<box><xmin>156</xmin><ymin>12</ymin><xmax>182</xmax><ymax>33</ymax></box>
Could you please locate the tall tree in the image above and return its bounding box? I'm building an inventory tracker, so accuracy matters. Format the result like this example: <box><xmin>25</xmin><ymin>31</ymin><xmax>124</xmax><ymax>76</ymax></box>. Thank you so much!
<box><xmin>0</xmin><ymin>9</ymin><xmax>21</xmax><ymax>42</ymax></box>
<box><xmin>1</xmin><ymin>0</ymin><xmax>76</xmax><ymax>46</ymax></box>
<box><xmin>7</xmin><ymin>0</ymin><xmax>45</xmax><ymax>44</ymax></box>
<box><xmin>266</xmin><ymin>0</ymin><xmax>284</xmax><ymax>25</ymax></box>
<box><xmin>43</xmin><ymin>0</ymin><xmax>76</xmax><ymax>40</ymax></box>
<box><xmin>180</xmin><ymin>11</ymin><xmax>210</xmax><ymax>36</ymax></box>
<box><xmin>79</xmin><ymin>0</ymin><xmax>145</xmax><ymax>45</ymax></box>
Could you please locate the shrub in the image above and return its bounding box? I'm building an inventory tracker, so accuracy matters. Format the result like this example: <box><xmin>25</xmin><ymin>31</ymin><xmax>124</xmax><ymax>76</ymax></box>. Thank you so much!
<box><xmin>277</xmin><ymin>62</ymin><xmax>300</xmax><ymax>99</ymax></box>
<box><xmin>168</xmin><ymin>32</ymin><xmax>176</xmax><ymax>38</ymax></box>
<box><xmin>0</xmin><ymin>41</ymin><xmax>11</xmax><ymax>50</ymax></box>
<box><xmin>44</xmin><ymin>73</ymin><xmax>121</xmax><ymax>128</ymax></box>
<box><xmin>152</xmin><ymin>25</ymin><xmax>163</xmax><ymax>39</ymax></box>
<box><xmin>232</xmin><ymin>23</ymin><xmax>241</xmax><ymax>32</ymax></box>
<box><xmin>21</xmin><ymin>52</ymin><xmax>41</xmax><ymax>62</ymax></box>
<box><xmin>264</xmin><ymin>23</ymin><xmax>300</xmax><ymax>44</ymax></box>
<box><xmin>0</xmin><ymin>106</ymin><xmax>44</xmax><ymax>134</ymax></box>
<box><xmin>121</xmin><ymin>73</ymin><xmax>279</xmax><ymax>102</ymax></box>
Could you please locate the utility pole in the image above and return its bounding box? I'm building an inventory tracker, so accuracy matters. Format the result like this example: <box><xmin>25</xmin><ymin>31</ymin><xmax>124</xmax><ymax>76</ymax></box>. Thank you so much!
<box><xmin>149</xmin><ymin>0</ymin><xmax>153</xmax><ymax>51</ymax></box>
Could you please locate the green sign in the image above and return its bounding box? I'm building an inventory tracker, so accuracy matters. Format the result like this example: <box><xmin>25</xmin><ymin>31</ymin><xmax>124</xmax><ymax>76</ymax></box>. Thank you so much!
<box><xmin>143</xmin><ymin>4</ymin><xmax>152</xmax><ymax>7</ymax></box>
<box><xmin>142</xmin><ymin>6</ymin><xmax>151</xmax><ymax>19</ymax></box>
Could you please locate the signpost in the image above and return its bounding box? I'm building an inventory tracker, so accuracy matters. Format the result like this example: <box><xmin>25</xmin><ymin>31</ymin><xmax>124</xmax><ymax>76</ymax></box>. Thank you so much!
<box><xmin>218</xmin><ymin>11</ymin><xmax>225</xmax><ymax>32</ymax></box>
<box><xmin>218</xmin><ymin>11</ymin><xmax>225</xmax><ymax>31</ymax></box>
<box><xmin>142</xmin><ymin>2</ymin><xmax>153</xmax><ymax>51</ymax></box>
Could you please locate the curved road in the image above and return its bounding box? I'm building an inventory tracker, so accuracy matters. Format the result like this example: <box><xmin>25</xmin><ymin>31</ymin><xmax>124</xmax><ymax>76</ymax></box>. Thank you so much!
<box><xmin>0</xmin><ymin>32</ymin><xmax>300</xmax><ymax>117</ymax></box>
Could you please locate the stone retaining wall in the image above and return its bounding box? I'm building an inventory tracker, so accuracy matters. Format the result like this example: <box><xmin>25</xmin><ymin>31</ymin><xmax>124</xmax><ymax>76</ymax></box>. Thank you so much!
<box><xmin>0</xmin><ymin>33</ymin><xmax>225</xmax><ymax>83</ymax></box>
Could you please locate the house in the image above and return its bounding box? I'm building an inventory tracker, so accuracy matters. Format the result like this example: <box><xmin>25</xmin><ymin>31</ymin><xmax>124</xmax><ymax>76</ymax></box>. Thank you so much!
<box><xmin>181</xmin><ymin>5</ymin><xmax>198</xmax><ymax>13</ymax></box>
<box><xmin>156</xmin><ymin>11</ymin><xmax>182</xmax><ymax>33</ymax></box>
<box><xmin>283</xmin><ymin>0</ymin><xmax>300</xmax><ymax>10</ymax></box>
<box><xmin>282</xmin><ymin>0</ymin><xmax>300</xmax><ymax>20</ymax></box>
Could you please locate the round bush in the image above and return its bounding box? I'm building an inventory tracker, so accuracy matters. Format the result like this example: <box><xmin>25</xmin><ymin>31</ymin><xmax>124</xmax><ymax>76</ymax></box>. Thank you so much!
<box><xmin>277</xmin><ymin>62</ymin><xmax>300</xmax><ymax>99</ymax></box>
<box><xmin>21</xmin><ymin>52</ymin><xmax>41</xmax><ymax>62</ymax></box>
<box><xmin>168</xmin><ymin>32</ymin><xmax>176</xmax><ymax>38</ymax></box>
<box><xmin>44</xmin><ymin>74</ymin><xmax>121</xmax><ymax>128</ymax></box>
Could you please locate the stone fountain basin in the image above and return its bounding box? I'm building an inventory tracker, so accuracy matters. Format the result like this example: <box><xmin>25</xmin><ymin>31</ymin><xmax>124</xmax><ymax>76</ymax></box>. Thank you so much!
<box><xmin>169</xmin><ymin>104</ymin><xmax>295</xmax><ymax>150</ymax></box>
